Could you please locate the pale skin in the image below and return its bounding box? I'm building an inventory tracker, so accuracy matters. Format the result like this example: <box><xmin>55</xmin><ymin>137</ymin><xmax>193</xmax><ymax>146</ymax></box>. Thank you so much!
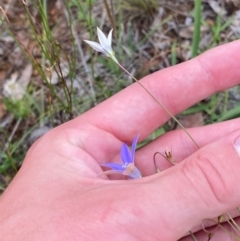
<box><xmin>1</xmin><ymin>41</ymin><xmax>240</xmax><ymax>241</ymax></box>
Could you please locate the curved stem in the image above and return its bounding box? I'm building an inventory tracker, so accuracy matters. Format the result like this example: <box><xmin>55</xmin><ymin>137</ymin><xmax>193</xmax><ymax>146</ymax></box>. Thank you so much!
<box><xmin>116</xmin><ymin>61</ymin><xmax>200</xmax><ymax>149</ymax></box>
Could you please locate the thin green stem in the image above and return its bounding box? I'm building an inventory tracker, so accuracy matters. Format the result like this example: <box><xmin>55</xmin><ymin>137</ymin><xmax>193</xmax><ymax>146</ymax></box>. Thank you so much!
<box><xmin>88</xmin><ymin>0</ymin><xmax>95</xmax><ymax>82</ymax></box>
<box><xmin>0</xmin><ymin>139</ymin><xmax>17</xmax><ymax>172</ymax></box>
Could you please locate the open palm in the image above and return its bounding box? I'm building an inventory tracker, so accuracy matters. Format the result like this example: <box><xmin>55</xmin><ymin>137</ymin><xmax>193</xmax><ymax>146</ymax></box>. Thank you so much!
<box><xmin>1</xmin><ymin>41</ymin><xmax>240</xmax><ymax>241</ymax></box>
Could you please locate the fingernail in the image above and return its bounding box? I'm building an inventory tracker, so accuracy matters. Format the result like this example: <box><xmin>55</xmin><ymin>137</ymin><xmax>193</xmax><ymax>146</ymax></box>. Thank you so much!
<box><xmin>234</xmin><ymin>136</ymin><xmax>240</xmax><ymax>156</ymax></box>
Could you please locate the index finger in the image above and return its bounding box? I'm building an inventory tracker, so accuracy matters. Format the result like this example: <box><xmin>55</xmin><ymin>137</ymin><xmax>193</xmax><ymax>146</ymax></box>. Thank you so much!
<box><xmin>74</xmin><ymin>40</ymin><xmax>240</xmax><ymax>142</ymax></box>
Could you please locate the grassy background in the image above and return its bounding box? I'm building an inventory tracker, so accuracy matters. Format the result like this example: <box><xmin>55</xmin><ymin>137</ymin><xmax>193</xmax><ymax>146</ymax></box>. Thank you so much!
<box><xmin>0</xmin><ymin>0</ymin><xmax>240</xmax><ymax>194</ymax></box>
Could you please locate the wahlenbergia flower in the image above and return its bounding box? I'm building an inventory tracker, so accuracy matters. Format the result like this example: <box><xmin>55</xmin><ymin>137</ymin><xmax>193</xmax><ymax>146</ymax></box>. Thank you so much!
<box><xmin>101</xmin><ymin>135</ymin><xmax>142</xmax><ymax>179</ymax></box>
<box><xmin>84</xmin><ymin>27</ymin><xmax>119</xmax><ymax>63</ymax></box>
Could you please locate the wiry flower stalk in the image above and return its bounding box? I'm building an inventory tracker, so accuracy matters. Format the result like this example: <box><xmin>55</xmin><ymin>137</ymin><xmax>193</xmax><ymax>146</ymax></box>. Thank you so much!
<box><xmin>84</xmin><ymin>27</ymin><xmax>199</xmax><ymax>149</ymax></box>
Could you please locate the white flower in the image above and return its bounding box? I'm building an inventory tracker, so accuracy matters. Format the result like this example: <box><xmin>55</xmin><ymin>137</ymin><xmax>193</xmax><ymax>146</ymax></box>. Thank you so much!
<box><xmin>84</xmin><ymin>27</ymin><xmax>118</xmax><ymax>63</ymax></box>
<box><xmin>3</xmin><ymin>73</ymin><xmax>26</xmax><ymax>101</ymax></box>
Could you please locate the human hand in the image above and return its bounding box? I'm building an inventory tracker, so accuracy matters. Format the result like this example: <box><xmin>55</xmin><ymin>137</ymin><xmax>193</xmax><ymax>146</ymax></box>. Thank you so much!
<box><xmin>1</xmin><ymin>41</ymin><xmax>240</xmax><ymax>241</ymax></box>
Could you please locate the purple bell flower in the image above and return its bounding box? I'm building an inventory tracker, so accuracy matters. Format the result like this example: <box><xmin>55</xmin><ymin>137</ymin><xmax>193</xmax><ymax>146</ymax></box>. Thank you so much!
<box><xmin>101</xmin><ymin>135</ymin><xmax>142</xmax><ymax>179</ymax></box>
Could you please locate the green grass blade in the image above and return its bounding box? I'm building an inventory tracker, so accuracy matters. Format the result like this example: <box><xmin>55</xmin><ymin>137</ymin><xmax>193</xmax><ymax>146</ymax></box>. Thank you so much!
<box><xmin>171</xmin><ymin>40</ymin><xmax>177</xmax><ymax>66</ymax></box>
<box><xmin>217</xmin><ymin>104</ymin><xmax>240</xmax><ymax>122</ymax></box>
<box><xmin>191</xmin><ymin>0</ymin><xmax>202</xmax><ymax>57</ymax></box>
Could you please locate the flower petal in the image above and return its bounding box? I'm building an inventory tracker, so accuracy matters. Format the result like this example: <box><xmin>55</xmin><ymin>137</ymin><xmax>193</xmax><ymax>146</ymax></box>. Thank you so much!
<box><xmin>97</xmin><ymin>27</ymin><xmax>110</xmax><ymax>50</ymax></box>
<box><xmin>101</xmin><ymin>163</ymin><xmax>125</xmax><ymax>171</ymax></box>
<box><xmin>131</xmin><ymin>135</ymin><xmax>139</xmax><ymax>163</ymax></box>
<box><xmin>121</xmin><ymin>143</ymin><xmax>132</xmax><ymax>165</ymax></box>
<box><xmin>107</xmin><ymin>29</ymin><xmax>113</xmax><ymax>46</ymax></box>
<box><xmin>84</xmin><ymin>40</ymin><xmax>105</xmax><ymax>53</ymax></box>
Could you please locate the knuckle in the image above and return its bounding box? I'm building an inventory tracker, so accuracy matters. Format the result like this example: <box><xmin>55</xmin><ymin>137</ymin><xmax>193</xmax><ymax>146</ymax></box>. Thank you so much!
<box><xmin>182</xmin><ymin>151</ymin><xmax>232</xmax><ymax>205</ymax></box>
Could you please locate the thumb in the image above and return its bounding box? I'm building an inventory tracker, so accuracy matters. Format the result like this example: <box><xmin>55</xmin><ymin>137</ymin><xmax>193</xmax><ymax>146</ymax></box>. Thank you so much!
<box><xmin>144</xmin><ymin>128</ymin><xmax>240</xmax><ymax>240</ymax></box>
